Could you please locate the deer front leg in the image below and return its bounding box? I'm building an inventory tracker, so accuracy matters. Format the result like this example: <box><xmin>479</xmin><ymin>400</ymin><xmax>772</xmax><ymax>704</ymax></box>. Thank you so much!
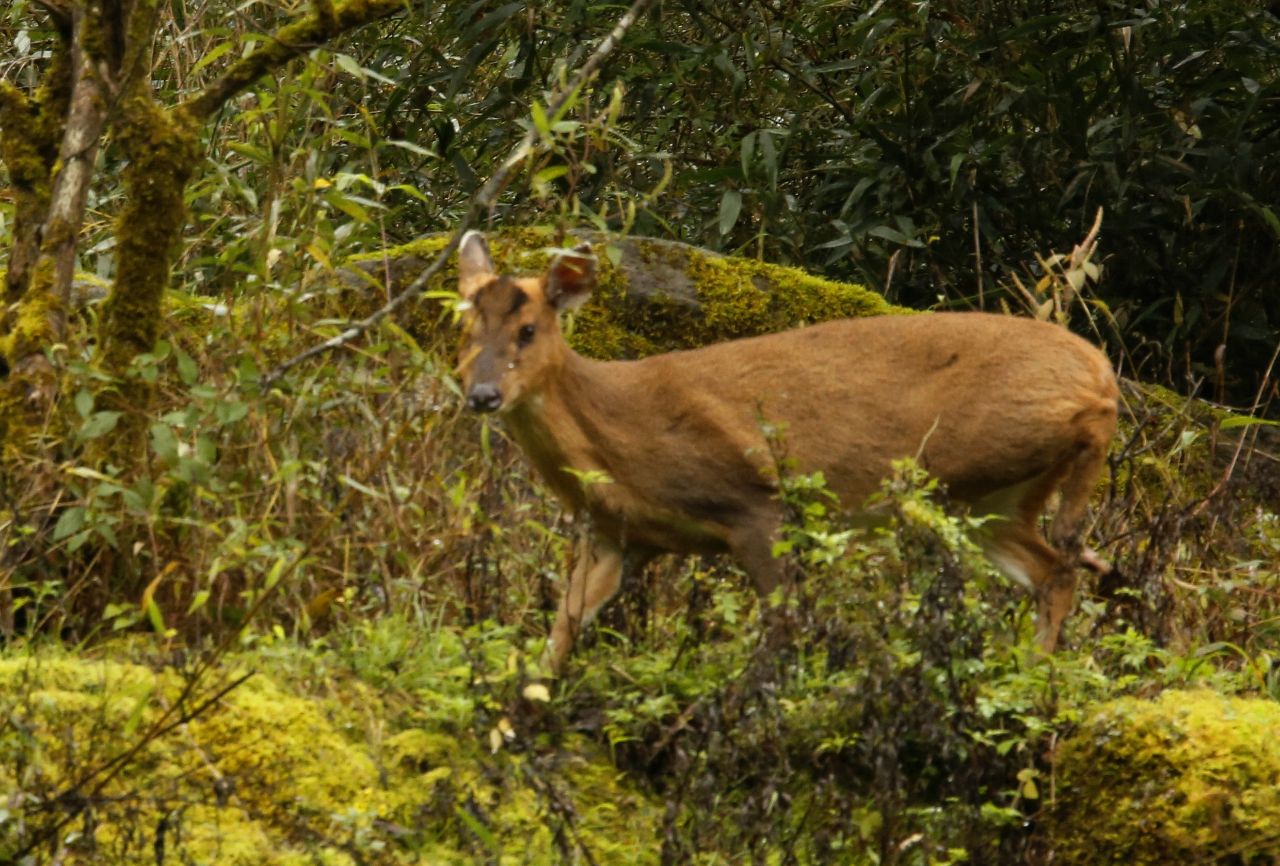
<box><xmin>730</xmin><ymin>514</ymin><xmax>788</xmax><ymax>598</ymax></box>
<box><xmin>547</xmin><ymin>535</ymin><xmax>623</xmax><ymax>674</ymax></box>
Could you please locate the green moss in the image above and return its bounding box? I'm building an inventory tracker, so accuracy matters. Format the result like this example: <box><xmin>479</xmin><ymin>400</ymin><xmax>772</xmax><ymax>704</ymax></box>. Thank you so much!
<box><xmin>586</xmin><ymin>242</ymin><xmax>900</xmax><ymax>357</ymax></box>
<box><xmin>0</xmin><ymin>641</ymin><xmax>662</xmax><ymax>865</ymax></box>
<box><xmin>91</xmin><ymin>94</ymin><xmax>201</xmax><ymax>467</ymax></box>
<box><xmin>5</xmin><ymin>261</ymin><xmax>63</xmax><ymax>359</ymax></box>
<box><xmin>98</xmin><ymin>97</ymin><xmax>200</xmax><ymax>374</ymax></box>
<box><xmin>557</xmin><ymin>233</ymin><xmax>901</xmax><ymax>360</ymax></box>
<box><xmin>0</xmin><ymin>45</ymin><xmax>69</xmax><ymax>305</ymax></box>
<box><xmin>0</xmin><ymin>257</ymin><xmax>63</xmax><ymax>461</ymax></box>
<box><xmin>338</xmin><ymin>228</ymin><xmax>897</xmax><ymax>360</ymax></box>
<box><xmin>1048</xmin><ymin>689</ymin><xmax>1280</xmax><ymax>865</ymax></box>
<box><xmin>344</xmin><ymin>234</ymin><xmax>449</xmax><ymax>267</ymax></box>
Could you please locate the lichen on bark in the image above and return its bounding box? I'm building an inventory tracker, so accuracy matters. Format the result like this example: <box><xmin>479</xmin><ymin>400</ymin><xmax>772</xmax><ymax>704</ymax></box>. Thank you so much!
<box><xmin>93</xmin><ymin>94</ymin><xmax>201</xmax><ymax>452</ymax></box>
<box><xmin>0</xmin><ymin>35</ymin><xmax>75</xmax><ymax>490</ymax></box>
<box><xmin>0</xmin><ymin>35</ymin><xmax>71</xmax><ymax>308</ymax></box>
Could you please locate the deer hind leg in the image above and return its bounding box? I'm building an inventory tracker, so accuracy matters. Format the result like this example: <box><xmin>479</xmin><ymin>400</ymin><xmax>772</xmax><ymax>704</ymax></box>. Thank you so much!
<box><xmin>1049</xmin><ymin>424</ymin><xmax>1113</xmax><ymax>567</ymax></box>
<box><xmin>981</xmin><ymin>519</ymin><xmax>1076</xmax><ymax>652</ymax></box>
<box><xmin>547</xmin><ymin>536</ymin><xmax>623</xmax><ymax>674</ymax></box>
<box><xmin>729</xmin><ymin>514</ymin><xmax>787</xmax><ymax>598</ymax></box>
<box><xmin>981</xmin><ymin>420</ymin><xmax>1112</xmax><ymax>651</ymax></box>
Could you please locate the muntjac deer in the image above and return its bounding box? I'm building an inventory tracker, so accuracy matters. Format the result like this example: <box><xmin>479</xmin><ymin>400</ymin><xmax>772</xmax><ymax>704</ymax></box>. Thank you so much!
<box><xmin>455</xmin><ymin>232</ymin><xmax>1119</xmax><ymax>672</ymax></box>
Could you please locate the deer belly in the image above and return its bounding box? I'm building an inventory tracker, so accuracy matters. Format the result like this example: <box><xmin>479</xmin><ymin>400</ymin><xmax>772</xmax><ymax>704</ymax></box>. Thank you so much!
<box><xmin>588</xmin><ymin>494</ymin><xmax>738</xmax><ymax>557</ymax></box>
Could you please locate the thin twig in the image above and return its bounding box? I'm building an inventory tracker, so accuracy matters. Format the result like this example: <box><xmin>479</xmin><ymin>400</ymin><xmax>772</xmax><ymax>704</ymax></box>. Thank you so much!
<box><xmin>14</xmin><ymin>671</ymin><xmax>256</xmax><ymax>860</ymax></box>
<box><xmin>1186</xmin><ymin>336</ymin><xmax>1280</xmax><ymax>520</ymax></box>
<box><xmin>972</xmin><ymin>198</ymin><xmax>983</xmax><ymax>309</ymax></box>
<box><xmin>180</xmin><ymin>0</ymin><xmax>406</xmax><ymax>121</ymax></box>
<box><xmin>13</xmin><ymin>545</ymin><xmax>314</xmax><ymax>860</ymax></box>
<box><xmin>261</xmin><ymin>0</ymin><xmax>654</xmax><ymax>389</ymax></box>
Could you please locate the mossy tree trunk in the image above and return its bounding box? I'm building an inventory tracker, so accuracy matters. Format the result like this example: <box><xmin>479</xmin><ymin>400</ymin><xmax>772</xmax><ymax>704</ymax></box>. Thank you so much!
<box><xmin>91</xmin><ymin>93</ymin><xmax>201</xmax><ymax>460</ymax></box>
<box><xmin>0</xmin><ymin>35</ymin><xmax>70</xmax><ymax>310</ymax></box>
<box><xmin>0</xmin><ymin>0</ymin><xmax>411</xmax><ymax>462</ymax></box>
<box><xmin>0</xmin><ymin>0</ymin><xmax>420</xmax><ymax>622</ymax></box>
<box><xmin>0</xmin><ymin>2</ymin><xmax>114</xmax><ymax>454</ymax></box>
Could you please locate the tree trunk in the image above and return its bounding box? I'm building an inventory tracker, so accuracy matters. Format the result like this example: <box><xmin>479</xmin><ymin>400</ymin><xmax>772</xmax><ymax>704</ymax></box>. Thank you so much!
<box><xmin>94</xmin><ymin>92</ymin><xmax>200</xmax><ymax>455</ymax></box>
<box><xmin>1</xmin><ymin>6</ymin><xmax>112</xmax><ymax>442</ymax></box>
<box><xmin>0</xmin><ymin>40</ymin><xmax>71</xmax><ymax>310</ymax></box>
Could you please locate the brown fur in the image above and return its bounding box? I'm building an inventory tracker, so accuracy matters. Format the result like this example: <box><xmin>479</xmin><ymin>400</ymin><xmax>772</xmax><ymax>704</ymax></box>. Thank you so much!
<box><xmin>456</xmin><ymin>232</ymin><xmax>1119</xmax><ymax>671</ymax></box>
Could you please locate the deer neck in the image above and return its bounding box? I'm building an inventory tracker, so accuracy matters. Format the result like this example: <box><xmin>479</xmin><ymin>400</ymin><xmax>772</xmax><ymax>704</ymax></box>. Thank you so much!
<box><xmin>503</xmin><ymin>350</ymin><xmax>629</xmax><ymax>512</ymax></box>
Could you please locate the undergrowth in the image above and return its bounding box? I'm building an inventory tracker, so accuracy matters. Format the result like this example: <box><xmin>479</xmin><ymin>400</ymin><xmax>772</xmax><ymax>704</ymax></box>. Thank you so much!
<box><xmin>3</xmin><ymin>458</ymin><xmax>1276</xmax><ymax>864</ymax></box>
<box><xmin>0</xmin><ymin>234</ymin><xmax>1277</xmax><ymax>864</ymax></box>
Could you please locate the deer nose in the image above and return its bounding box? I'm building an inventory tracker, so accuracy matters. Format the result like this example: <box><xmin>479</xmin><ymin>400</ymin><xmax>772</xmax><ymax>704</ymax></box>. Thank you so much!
<box><xmin>467</xmin><ymin>383</ymin><xmax>503</xmax><ymax>413</ymax></box>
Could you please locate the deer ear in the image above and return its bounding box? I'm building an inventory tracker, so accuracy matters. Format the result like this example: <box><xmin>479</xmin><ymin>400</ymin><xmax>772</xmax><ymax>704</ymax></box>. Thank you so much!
<box><xmin>458</xmin><ymin>231</ymin><xmax>495</xmax><ymax>300</ymax></box>
<box><xmin>545</xmin><ymin>244</ymin><xmax>597</xmax><ymax>312</ymax></box>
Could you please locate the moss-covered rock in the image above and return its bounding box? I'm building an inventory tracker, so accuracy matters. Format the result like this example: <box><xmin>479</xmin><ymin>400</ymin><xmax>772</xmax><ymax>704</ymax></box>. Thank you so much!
<box><xmin>0</xmin><ymin>643</ymin><xmax>661</xmax><ymax>865</ymax></box>
<box><xmin>1048</xmin><ymin>689</ymin><xmax>1280</xmax><ymax>865</ymax></box>
<box><xmin>338</xmin><ymin>228</ymin><xmax>900</xmax><ymax>358</ymax></box>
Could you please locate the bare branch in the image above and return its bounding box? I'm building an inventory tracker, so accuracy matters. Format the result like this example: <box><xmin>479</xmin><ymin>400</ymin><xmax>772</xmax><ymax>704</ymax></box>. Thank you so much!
<box><xmin>261</xmin><ymin>0</ymin><xmax>655</xmax><ymax>387</ymax></box>
<box><xmin>45</xmin><ymin>5</ymin><xmax>111</xmax><ymax>325</ymax></box>
<box><xmin>180</xmin><ymin>0</ymin><xmax>406</xmax><ymax>121</ymax></box>
<box><xmin>31</xmin><ymin>0</ymin><xmax>73</xmax><ymax>30</ymax></box>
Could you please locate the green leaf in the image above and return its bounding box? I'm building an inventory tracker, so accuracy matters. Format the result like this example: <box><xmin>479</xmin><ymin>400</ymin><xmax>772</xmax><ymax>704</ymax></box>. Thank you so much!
<box><xmin>867</xmin><ymin>225</ymin><xmax>924</xmax><ymax>247</ymax></box>
<box><xmin>387</xmin><ymin>183</ymin><xmax>429</xmax><ymax>203</ymax></box>
<box><xmin>236</xmin><ymin>356</ymin><xmax>261</xmax><ymax>387</ymax></box>
<box><xmin>1254</xmin><ymin>205</ymin><xmax>1280</xmax><ymax>239</ymax></box>
<box><xmin>949</xmin><ymin>152</ymin><xmax>965</xmax><ymax>190</ymax></box>
<box><xmin>145</xmin><ymin>597</ymin><xmax>166</xmax><ymax>633</ymax></box>
<box><xmin>95</xmin><ymin>522</ymin><xmax>119</xmax><ymax>549</ymax></box>
<box><xmin>759</xmin><ymin>131</ymin><xmax>778</xmax><ymax>188</ymax></box>
<box><xmin>176</xmin><ymin>349</ymin><xmax>198</xmax><ymax>385</ymax></box>
<box><xmin>188</xmin><ymin>589</ymin><xmax>211</xmax><ymax>615</ymax></box>
<box><xmin>719</xmin><ymin>189</ymin><xmax>743</xmax><ymax>236</ymax></box>
<box><xmin>530</xmin><ymin>101</ymin><xmax>550</xmax><ymax>138</ymax></box>
<box><xmin>53</xmin><ymin>506</ymin><xmax>86</xmax><ymax>541</ymax></box>
<box><xmin>339</xmin><ymin>474</ymin><xmax>386</xmax><ymax>499</ymax></box>
<box><xmin>533</xmin><ymin>165</ymin><xmax>569</xmax><ymax>191</ymax></box>
<box><xmin>122</xmin><ymin>683</ymin><xmax>155</xmax><ymax>738</ymax></box>
<box><xmin>67</xmin><ymin>528</ymin><xmax>93</xmax><ymax>553</ymax></box>
<box><xmin>324</xmin><ymin>190</ymin><xmax>371</xmax><ymax>223</ymax></box>
<box><xmin>265</xmin><ymin>556</ymin><xmax>289</xmax><ymax>590</ymax></box>
<box><xmin>385</xmin><ymin>139</ymin><xmax>437</xmax><ymax>159</ymax></box>
<box><xmin>191</xmin><ymin>41</ymin><xmax>232</xmax><ymax>74</ymax></box>
<box><xmin>454</xmin><ymin>806</ymin><xmax>499</xmax><ymax>853</ymax></box>
<box><xmin>215</xmin><ymin>400</ymin><xmax>249</xmax><ymax>425</ymax></box>
<box><xmin>74</xmin><ymin>389</ymin><xmax>93</xmax><ymax>419</ymax></box>
<box><xmin>334</xmin><ymin>52</ymin><xmax>366</xmax><ymax>80</ymax></box>
<box><xmin>196</xmin><ymin>436</ymin><xmax>217</xmax><ymax>464</ymax></box>
<box><xmin>79</xmin><ymin>411</ymin><xmax>123</xmax><ymax>441</ymax></box>
<box><xmin>1219</xmin><ymin>415</ymin><xmax>1278</xmax><ymax>430</ymax></box>
<box><xmin>151</xmin><ymin>423</ymin><xmax>179</xmax><ymax>464</ymax></box>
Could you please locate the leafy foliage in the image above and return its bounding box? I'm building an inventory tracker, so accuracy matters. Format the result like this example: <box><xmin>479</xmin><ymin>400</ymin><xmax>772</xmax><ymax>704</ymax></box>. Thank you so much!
<box><xmin>2</xmin><ymin>0</ymin><xmax>1280</xmax><ymax>863</ymax></box>
<box><xmin>4</xmin><ymin>463</ymin><xmax>1275</xmax><ymax>864</ymax></box>
<box><xmin>8</xmin><ymin>1</ymin><xmax>1273</xmax><ymax>397</ymax></box>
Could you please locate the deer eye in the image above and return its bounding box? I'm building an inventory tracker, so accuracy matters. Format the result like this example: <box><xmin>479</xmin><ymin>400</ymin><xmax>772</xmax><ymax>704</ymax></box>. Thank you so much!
<box><xmin>517</xmin><ymin>324</ymin><xmax>536</xmax><ymax>347</ymax></box>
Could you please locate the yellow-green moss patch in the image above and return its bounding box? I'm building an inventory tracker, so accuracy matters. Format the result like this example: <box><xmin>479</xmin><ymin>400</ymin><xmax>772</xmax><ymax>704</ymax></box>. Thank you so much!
<box><xmin>1048</xmin><ymin>689</ymin><xmax>1280</xmax><ymax>865</ymax></box>
<box><xmin>0</xmin><ymin>643</ymin><xmax>661</xmax><ymax>865</ymax></box>
<box><xmin>338</xmin><ymin>228</ymin><xmax>898</xmax><ymax>360</ymax></box>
